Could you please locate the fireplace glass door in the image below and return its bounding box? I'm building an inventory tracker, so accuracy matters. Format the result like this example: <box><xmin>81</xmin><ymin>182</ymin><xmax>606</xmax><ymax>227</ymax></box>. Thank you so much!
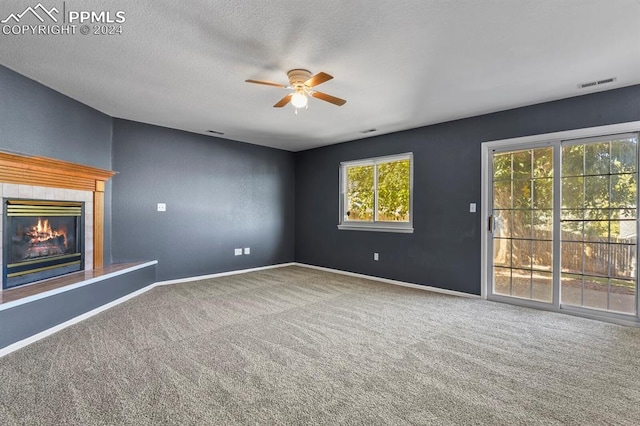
<box><xmin>4</xmin><ymin>200</ymin><xmax>84</xmax><ymax>289</ymax></box>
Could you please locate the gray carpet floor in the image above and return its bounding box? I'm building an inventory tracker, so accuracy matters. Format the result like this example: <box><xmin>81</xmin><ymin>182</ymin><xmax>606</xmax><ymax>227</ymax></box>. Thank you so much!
<box><xmin>1</xmin><ymin>266</ymin><xmax>639</xmax><ymax>425</ymax></box>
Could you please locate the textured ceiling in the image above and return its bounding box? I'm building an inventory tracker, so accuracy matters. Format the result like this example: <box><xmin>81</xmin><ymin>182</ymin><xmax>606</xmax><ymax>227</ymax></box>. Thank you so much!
<box><xmin>1</xmin><ymin>0</ymin><xmax>639</xmax><ymax>151</ymax></box>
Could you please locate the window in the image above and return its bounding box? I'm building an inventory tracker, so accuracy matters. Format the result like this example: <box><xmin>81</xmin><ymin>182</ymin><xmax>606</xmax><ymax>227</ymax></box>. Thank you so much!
<box><xmin>339</xmin><ymin>153</ymin><xmax>413</xmax><ymax>233</ymax></box>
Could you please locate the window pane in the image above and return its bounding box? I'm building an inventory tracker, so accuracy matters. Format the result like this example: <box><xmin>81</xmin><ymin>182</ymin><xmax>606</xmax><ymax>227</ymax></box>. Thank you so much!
<box><xmin>512</xmin><ymin>239</ymin><xmax>532</xmax><ymax>269</ymax></box>
<box><xmin>611</xmin><ymin>138</ymin><xmax>637</xmax><ymax>174</ymax></box>
<box><xmin>376</xmin><ymin>159</ymin><xmax>410</xmax><ymax>222</ymax></box>
<box><xmin>534</xmin><ymin>148</ymin><xmax>553</xmax><ymax>178</ymax></box>
<box><xmin>561</xmin><ymin>220</ymin><xmax>583</xmax><ymax>241</ymax></box>
<box><xmin>584</xmin><ymin>221</ymin><xmax>608</xmax><ymax>243</ymax></box>
<box><xmin>583</xmin><ymin>276</ymin><xmax>608</xmax><ymax>310</ymax></box>
<box><xmin>584</xmin><ymin>243</ymin><xmax>609</xmax><ymax>276</ymax></box>
<box><xmin>512</xmin><ymin>210</ymin><xmax>532</xmax><ymax>239</ymax></box>
<box><xmin>561</xmin><ymin>273</ymin><xmax>583</xmax><ymax>306</ymax></box>
<box><xmin>493</xmin><ymin>238</ymin><xmax>511</xmax><ymax>267</ymax></box>
<box><xmin>513</xmin><ymin>180</ymin><xmax>531</xmax><ymax>209</ymax></box>
<box><xmin>561</xmin><ymin>208</ymin><xmax>583</xmax><ymax>221</ymax></box>
<box><xmin>512</xmin><ymin>269</ymin><xmax>532</xmax><ymax>298</ymax></box>
<box><xmin>611</xmin><ymin>208</ymin><xmax>636</xmax><ymax>220</ymax></box>
<box><xmin>345</xmin><ymin>164</ymin><xmax>374</xmax><ymax>221</ymax></box>
<box><xmin>561</xmin><ymin>242</ymin><xmax>583</xmax><ymax>274</ymax></box>
<box><xmin>532</xmin><ymin>240</ymin><xmax>552</xmax><ymax>271</ymax></box>
<box><xmin>584</xmin><ymin>175</ymin><xmax>610</xmax><ymax>209</ymax></box>
<box><xmin>611</xmin><ymin>173</ymin><xmax>637</xmax><ymax>208</ymax></box>
<box><xmin>494</xmin><ymin>210</ymin><xmax>511</xmax><ymax>238</ymax></box>
<box><xmin>585</xmin><ymin>142</ymin><xmax>610</xmax><ymax>175</ymax></box>
<box><xmin>532</xmin><ymin>210</ymin><xmax>552</xmax><ymax>237</ymax></box>
<box><xmin>611</xmin><ymin>219</ymin><xmax>636</xmax><ymax>240</ymax></box>
<box><xmin>512</xmin><ymin>150</ymin><xmax>532</xmax><ymax>180</ymax></box>
<box><xmin>610</xmin><ymin>244</ymin><xmax>636</xmax><ymax>279</ymax></box>
<box><xmin>562</xmin><ymin>145</ymin><xmax>584</xmax><ymax>177</ymax></box>
<box><xmin>533</xmin><ymin>178</ymin><xmax>552</xmax><ymax>209</ymax></box>
<box><xmin>610</xmin><ymin>279</ymin><xmax>636</xmax><ymax>314</ymax></box>
<box><xmin>561</xmin><ymin>177</ymin><xmax>583</xmax><ymax>209</ymax></box>
<box><xmin>493</xmin><ymin>267</ymin><xmax>511</xmax><ymax>296</ymax></box>
<box><xmin>532</xmin><ymin>271</ymin><xmax>552</xmax><ymax>302</ymax></box>
<box><xmin>493</xmin><ymin>180</ymin><xmax>512</xmax><ymax>209</ymax></box>
<box><xmin>584</xmin><ymin>208</ymin><xmax>609</xmax><ymax>221</ymax></box>
<box><xmin>493</xmin><ymin>153</ymin><xmax>512</xmax><ymax>181</ymax></box>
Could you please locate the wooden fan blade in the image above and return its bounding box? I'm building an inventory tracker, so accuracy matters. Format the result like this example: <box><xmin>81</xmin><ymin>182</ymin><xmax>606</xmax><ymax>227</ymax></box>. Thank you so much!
<box><xmin>304</xmin><ymin>72</ymin><xmax>333</xmax><ymax>87</ymax></box>
<box><xmin>245</xmin><ymin>79</ymin><xmax>288</xmax><ymax>88</ymax></box>
<box><xmin>273</xmin><ymin>94</ymin><xmax>292</xmax><ymax>107</ymax></box>
<box><xmin>311</xmin><ymin>91</ymin><xmax>346</xmax><ymax>106</ymax></box>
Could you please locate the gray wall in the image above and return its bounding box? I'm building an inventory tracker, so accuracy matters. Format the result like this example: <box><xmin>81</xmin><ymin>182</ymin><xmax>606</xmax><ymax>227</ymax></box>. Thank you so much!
<box><xmin>295</xmin><ymin>85</ymin><xmax>640</xmax><ymax>295</ymax></box>
<box><xmin>0</xmin><ymin>65</ymin><xmax>114</xmax><ymax>262</ymax></box>
<box><xmin>111</xmin><ymin>119</ymin><xmax>295</xmax><ymax>281</ymax></box>
<box><xmin>4</xmin><ymin>61</ymin><xmax>639</xmax><ymax>294</ymax></box>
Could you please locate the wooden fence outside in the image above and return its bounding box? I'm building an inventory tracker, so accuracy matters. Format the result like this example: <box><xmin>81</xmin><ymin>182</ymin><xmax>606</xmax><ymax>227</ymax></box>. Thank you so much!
<box><xmin>496</xmin><ymin>228</ymin><xmax>636</xmax><ymax>279</ymax></box>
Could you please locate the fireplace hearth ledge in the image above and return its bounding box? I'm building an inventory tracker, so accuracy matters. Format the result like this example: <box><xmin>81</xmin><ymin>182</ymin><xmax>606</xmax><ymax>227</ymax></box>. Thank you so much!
<box><xmin>0</xmin><ymin>261</ymin><xmax>158</xmax><ymax>355</ymax></box>
<box><xmin>0</xmin><ymin>261</ymin><xmax>157</xmax><ymax>312</ymax></box>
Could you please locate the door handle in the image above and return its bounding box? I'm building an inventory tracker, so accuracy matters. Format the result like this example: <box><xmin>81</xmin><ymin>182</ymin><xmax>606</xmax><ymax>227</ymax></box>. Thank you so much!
<box><xmin>488</xmin><ymin>215</ymin><xmax>493</xmax><ymax>232</ymax></box>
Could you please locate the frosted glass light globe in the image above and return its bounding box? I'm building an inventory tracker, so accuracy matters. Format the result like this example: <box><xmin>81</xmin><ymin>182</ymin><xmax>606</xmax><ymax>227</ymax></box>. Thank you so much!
<box><xmin>291</xmin><ymin>92</ymin><xmax>308</xmax><ymax>108</ymax></box>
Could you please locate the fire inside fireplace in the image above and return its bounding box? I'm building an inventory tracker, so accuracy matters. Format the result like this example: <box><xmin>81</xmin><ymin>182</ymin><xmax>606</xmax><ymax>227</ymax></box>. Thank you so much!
<box><xmin>3</xmin><ymin>200</ymin><xmax>84</xmax><ymax>289</ymax></box>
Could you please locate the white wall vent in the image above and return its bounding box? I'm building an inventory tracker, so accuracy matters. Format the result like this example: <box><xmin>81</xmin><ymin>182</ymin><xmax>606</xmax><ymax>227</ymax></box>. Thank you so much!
<box><xmin>578</xmin><ymin>77</ymin><xmax>617</xmax><ymax>89</ymax></box>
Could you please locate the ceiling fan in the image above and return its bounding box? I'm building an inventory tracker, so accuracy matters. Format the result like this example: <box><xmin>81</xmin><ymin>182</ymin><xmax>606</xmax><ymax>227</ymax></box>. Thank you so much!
<box><xmin>245</xmin><ymin>69</ymin><xmax>346</xmax><ymax>111</ymax></box>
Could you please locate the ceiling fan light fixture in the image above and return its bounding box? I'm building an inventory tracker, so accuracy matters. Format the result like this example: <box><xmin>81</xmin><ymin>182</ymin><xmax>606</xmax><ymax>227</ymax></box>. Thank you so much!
<box><xmin>291</xmin><ymin>92</ymin><xmax>308</xmax><ymax>108</ymax></box>
<box><xmin>246</xmin><ymin>69</ymin><xmax>346</xmax><ymax>109</ymax></box>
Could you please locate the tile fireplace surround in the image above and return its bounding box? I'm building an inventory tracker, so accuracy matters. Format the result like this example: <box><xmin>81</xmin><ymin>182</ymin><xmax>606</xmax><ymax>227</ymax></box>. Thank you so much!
<box><xmin>0</xmin><ymin>184</ymin><xmax>94</xmax><ymax>283</ymax></box>
<box><xmin>0</xmin><ymin>152</ymin><xmax>115</xmax><ymax>289</ymax></box>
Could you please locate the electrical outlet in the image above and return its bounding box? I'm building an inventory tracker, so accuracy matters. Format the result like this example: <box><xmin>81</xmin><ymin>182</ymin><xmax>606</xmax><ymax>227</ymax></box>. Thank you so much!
<box><xmin>234</xmin><ymin>248</ymin><xmax>242</xmax><ymax>256</ymax></box>
<box><xmin>469</xmin><ymin>203</ymin><xmax>476</xmax><ymax>213</ymax></box>
<box><xmin>157</xmin><ymin>203</ymin><xmax>166</xmax><ymax>212</ymax></box>
<box><xmin>374</xmin><ymin>252</ymin><xmax>379</xmax><ymax>261</ymax></box>
<box><xmin>244</xmin><ymin>247</ymin><xmax>250</xmax><ymax>255</ymax></box>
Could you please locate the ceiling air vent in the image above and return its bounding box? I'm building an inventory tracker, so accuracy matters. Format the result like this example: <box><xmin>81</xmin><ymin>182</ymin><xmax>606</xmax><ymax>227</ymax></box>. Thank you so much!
<box><xmin>206</xmin><ymin>130</ymin><xmax>225</xmax><ymax>135</ymax></box>
<box><xmin>578</xmin><ymin>77</ymin><xmax>616</xmax><ymax>89</ymax></box>
<box><xmin>360</xmin><ymin>129</ymin><xmax>377</xmax><ymax>134</ymax></box>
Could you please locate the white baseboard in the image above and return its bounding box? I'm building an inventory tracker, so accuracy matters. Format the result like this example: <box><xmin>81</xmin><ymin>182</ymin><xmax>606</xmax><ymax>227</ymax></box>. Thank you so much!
<box><xmin>293</xmin><ymin>263</ymin><xmax>479</xmax><ymax>299</ymax></box>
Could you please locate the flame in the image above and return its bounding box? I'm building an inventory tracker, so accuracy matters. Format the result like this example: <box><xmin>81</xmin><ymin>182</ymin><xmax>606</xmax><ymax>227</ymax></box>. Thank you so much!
<box><xmin>28</xmin><ymin>218</ymin><xmax>68</xmax><ymax>248</ymax></box>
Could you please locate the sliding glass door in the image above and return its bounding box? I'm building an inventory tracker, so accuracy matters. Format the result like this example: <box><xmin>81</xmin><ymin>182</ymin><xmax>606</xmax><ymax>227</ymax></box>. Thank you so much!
<box><xmin>560</xmin><ymin>136</ymin><xmax>637</xmax><ymax>314</ymax></box>
<box><xmin>491</xmin><ymin>147</ymin><xmax>553</xmax><ymax>303</ymax></box>
<box><xmin>488</xmin><ymin>133</ymin><xmax>639</xmax><ymax>318</ymax></box>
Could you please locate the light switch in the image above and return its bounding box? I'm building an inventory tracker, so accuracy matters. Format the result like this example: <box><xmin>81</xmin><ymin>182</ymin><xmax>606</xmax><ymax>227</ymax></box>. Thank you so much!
<box><xmin>469</xmin><ymin>203</ymin><xmax>476</xmax><ymax>213</ymax></box>
<box><xmin>244</xmin><ymin>247</ymin><xmax>250</xmax><ymax>255</ymax></box>
<box><xmin>157</xmin><ymin>203</ymin><xmax>166</xmax><ymax>212</ymax></box>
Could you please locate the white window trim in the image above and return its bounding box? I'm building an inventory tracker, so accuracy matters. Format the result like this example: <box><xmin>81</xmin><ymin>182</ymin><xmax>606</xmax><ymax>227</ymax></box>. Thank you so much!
<box><xmin>338</xmin><ymin>152</ymin><xmax>414</xmax><ymax>233</ymax></box>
